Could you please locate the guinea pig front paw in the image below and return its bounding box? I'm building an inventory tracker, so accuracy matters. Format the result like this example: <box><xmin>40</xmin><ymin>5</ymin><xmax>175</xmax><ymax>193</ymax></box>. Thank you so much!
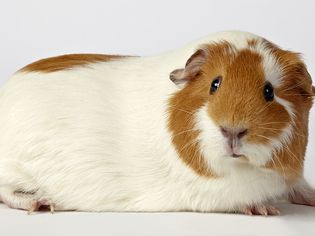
<box><xmin>243</xmin><ymin>205</ymin><xmax>280</xmax><ymax>216</ymax></box>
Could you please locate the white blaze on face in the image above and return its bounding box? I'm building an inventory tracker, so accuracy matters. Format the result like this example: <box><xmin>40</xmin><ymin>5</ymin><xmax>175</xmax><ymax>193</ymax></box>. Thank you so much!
<box><xmin>250</xmin><ymin>40</ymin><xmax>296</xmax><ymax>118</ymax></box>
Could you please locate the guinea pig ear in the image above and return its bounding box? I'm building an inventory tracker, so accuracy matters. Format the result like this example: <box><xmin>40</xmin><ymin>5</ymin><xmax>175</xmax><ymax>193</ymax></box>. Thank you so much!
<box><xmin>170</xmin><ymin>48</ymin><xmax>207</xmax><ymax>87</ymax></box>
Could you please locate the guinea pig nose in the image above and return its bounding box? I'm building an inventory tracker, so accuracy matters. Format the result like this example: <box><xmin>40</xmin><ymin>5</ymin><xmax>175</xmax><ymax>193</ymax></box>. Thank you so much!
<box><xmin>220</xmin><ymin>126</ymin><xmax>248</xmax><ymax>139</ymax></box>
<box><xmin>237</xmin><ymin>129</ymin><xmax>248</xmax><ymax>139</ymax></box>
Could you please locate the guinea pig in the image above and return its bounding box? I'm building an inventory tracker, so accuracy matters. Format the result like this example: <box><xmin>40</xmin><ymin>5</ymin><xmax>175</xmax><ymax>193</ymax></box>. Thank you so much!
<box><xmin>0</xmin><ymin>31</ymin><xmax>314</xmax><ymax>215</ymax></box>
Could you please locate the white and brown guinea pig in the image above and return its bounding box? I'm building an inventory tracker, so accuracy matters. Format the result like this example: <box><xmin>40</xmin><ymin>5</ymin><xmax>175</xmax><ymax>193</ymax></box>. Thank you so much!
<box><xmin>0</xmin><ymin>31</ymin><xmax>314</xmax><ymax>215</ymax></box>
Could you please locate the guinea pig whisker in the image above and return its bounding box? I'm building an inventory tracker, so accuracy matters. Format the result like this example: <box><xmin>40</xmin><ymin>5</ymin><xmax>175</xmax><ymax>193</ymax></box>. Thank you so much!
<box><xmin>172</xmin><ymin>128</ymin><xmax>199</xmax><ymax>137</ymax></box>
<box><xmin>269</xmin><ymin>156</ymin><xmax>286</xmax><ymax>177</ymax></box>
<box><xmin>179</xmin><ymin>139</ymin><xmax>200</xmax><ymax>153</ymax></box>
<box><xmin>168</xmin><ymin>106</ymin><xmax>194</xmax><ymax>115</ymax></box>
<box><xmin>272</xmin><ymin>147</ymin><xmax>302</xmax><ymax>178</ymax></box>
<box><xmin>257</xmin><ymin>126</ymin><xmax>283</xmax><ymax>130</ymax></box>
<box><xmin>259</xmin><ymin>127</ymin><xmax>307</xmax><ymax>138</ymax></box>
<box><xmin>259</xmin><ymin>121</ymin><xmax>303</xmax><ymax>126</ymax></box>
<box><xmin>283</xmin><ymin>143</ymin><xmax>303</xmax><ymax>165</ymax></box>
<box><xmin>269</xmin><ymin>152</ymin><xmax>287</xmax><ymax>178</ymax></box>
<box><xmin>282</xmin><ymin>80</ymin><xmax>308</xmax><ymax>92</ymax></box>
<box><xmin>277</xmin><ymin>144</ymin><xmax>304</xmax><ymax>177</ymax></box>
<box><xmin>257</xmin><ymin>127</ymin><xmax>284</xmax><ymax>134</ymax></box>
<box><xmin>260</xmin><ymin>121</ymin><xmax>288</xmax><ymax>124</ymax></box>
<box><xmin>254</xmin><ymin>104</ymin><xmax>269</xmax><ymax>117</ymax></box>
<box><xmin>273</xmin><ymin>154</ymin><xmax>301</xmax><ymax>177</ymax></box>
<box><xmin>189</xmin><ymin>148</ymin><xmax>200</xmax><ymax>163</ymax></box>
<box><xmin>285</xmin><ymin>93</ymin><xmax>314</xmax><ymax>97</ymax></box>
<box><xmin>255</xmin><ymin>134</ymin><xmax>274</xmax><ymax>142</ymax></box>
<box><xmin>254</xmin><ymin>101</ymin><xmax>274</xmax><ymax>117</ymax></box>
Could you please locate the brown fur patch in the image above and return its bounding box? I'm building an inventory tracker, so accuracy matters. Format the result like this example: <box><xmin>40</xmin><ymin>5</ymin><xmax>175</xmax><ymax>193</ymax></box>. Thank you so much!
<box><xmin>247</xmin><ymin>39</ymin><xmax>258</xmax><ymax>48</ymax></box>
<box><xmin>19</xmin><ymin>54</ymin><xmax>128</xmax><ymax>73</ymax></box>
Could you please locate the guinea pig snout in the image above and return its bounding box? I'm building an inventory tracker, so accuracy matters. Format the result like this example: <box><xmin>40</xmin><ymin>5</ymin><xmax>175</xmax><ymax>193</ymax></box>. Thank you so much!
<box><xmin>219</xmin><ymin>126</ymin><xmax>248</xmax><ymax>157</ymax></box>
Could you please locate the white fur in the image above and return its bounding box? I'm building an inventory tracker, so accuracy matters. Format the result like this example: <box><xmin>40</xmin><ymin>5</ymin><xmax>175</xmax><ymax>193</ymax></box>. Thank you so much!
<box><xmin>249</xmin><ymin>40</ymin><xmax>284</xmax><ymax>88</ymax></box>
<box><xmin>0</xmin><ymin>31</ymin><xmax>293</xmax><ymax>212</ymax></box>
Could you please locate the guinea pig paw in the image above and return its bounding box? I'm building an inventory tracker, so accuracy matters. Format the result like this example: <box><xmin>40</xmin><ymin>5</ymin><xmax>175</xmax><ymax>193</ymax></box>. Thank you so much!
<box><xmin>244</xmin><ymin>205</ymin><xmax>280</xmax><ymax>216</ymax></box>
<box><xmin>289</xmin><ymin>189</ymin><xmax>315</xmax><ymax>206</ymax></box>
<box><xmin>28</xmin><ymin>199</ymin><xmax>55</xmax><ymax>214</ymax></box>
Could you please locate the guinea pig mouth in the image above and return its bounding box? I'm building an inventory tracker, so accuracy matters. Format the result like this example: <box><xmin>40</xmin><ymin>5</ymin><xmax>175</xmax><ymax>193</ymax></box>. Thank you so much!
<box><xmin>231</xmin><ymin>153</ymin><xmax>242</xmax><ymax>158</ymax></box>
<box><xmin>230</xmin><ymin>154</ymin><xmax>248</xmax><ymax>163</ymax></box>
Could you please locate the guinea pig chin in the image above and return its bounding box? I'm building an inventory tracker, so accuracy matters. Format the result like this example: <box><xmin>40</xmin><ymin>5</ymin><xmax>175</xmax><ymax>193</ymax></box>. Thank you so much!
<box><xmin>195</xmin><ymin>105</ymin><xmax>274</xmax><ymax>167</ymax></box>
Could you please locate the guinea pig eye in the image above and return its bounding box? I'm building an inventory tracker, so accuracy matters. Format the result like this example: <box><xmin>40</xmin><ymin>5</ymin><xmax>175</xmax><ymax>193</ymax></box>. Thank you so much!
<box><xmin>263</xmin><ymin>82</ymin><xmax>274</xmax><ymax>102</ymax></box>
<box><xmin>210</xmin><ymin>76</ymin><xmax>222</xmax><ymax>94</ymax></box>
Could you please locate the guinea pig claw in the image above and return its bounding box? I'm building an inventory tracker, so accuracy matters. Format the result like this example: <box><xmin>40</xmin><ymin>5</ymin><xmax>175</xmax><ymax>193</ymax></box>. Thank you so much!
<box><xmin>244</xmin><ymin>205</ymin><xmax>280</xmax><ymax>216</ymax></box>
<box><xmin>28</xmin><ymin>199</ymin><xmax>55</xmax><ymax>214</ymax></box>
<box><xmin>244</xmin><ymin>208</ymin><xmax>253</xmax><ymax>216</ymax></box>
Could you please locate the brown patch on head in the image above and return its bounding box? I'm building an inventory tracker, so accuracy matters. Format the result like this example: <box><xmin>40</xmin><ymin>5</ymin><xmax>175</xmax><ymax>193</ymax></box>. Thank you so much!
<box><xmin>168</xmin><ymin>39</ymin><xmax>313</xmax><ymax>179</ymax></box>
<box><xmin>19</xmin><ymin>54</ymin><xmax>128</xmax><ymax>73</ymax></box>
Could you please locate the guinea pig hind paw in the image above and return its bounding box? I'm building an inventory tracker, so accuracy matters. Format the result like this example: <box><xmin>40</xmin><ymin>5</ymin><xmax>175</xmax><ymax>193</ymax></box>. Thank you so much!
<box><xmin>289</xmin><ymin>189</ymin><xmax>315</xmax><ymax>206</ymax></box>
<box><xmin>28</xmin><ymin>199</ymin><xmax>55</xmax><ymax>214</ymax></box>
<box><xmin>244</xmin><ymin>205</ymin><xmax>280</xmax><ymax>216</ymax></box>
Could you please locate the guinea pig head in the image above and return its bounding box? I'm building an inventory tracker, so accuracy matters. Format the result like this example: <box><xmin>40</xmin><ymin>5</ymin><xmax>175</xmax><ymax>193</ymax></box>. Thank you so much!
<box><xmin>168</xmin><ymin>40</ymin><xmax>314</xmax><ymax>177</ymax></box>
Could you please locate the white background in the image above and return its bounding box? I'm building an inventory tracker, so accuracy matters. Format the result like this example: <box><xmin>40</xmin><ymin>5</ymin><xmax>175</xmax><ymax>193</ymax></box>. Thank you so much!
<box><xmin>0</xmin><ymin>0</ymin><xmax>314</xmax><ymax>235</ymax></box>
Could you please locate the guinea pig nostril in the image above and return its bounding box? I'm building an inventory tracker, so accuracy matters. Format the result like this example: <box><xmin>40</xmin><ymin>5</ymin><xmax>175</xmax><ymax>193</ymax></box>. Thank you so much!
<box><xmin>237</xmin><ymin>129</ymin><xmax>248</xmax><ymax>139</ymax></box>
<box><xmin>220</xmin><ymin>127</ymin><xmax>229</xmax><ymax>137</ymax></box>
<box><xmin>220</xmin><ymin>126</ymin><xmax>248</xmax><ymax>139</ymax></box>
